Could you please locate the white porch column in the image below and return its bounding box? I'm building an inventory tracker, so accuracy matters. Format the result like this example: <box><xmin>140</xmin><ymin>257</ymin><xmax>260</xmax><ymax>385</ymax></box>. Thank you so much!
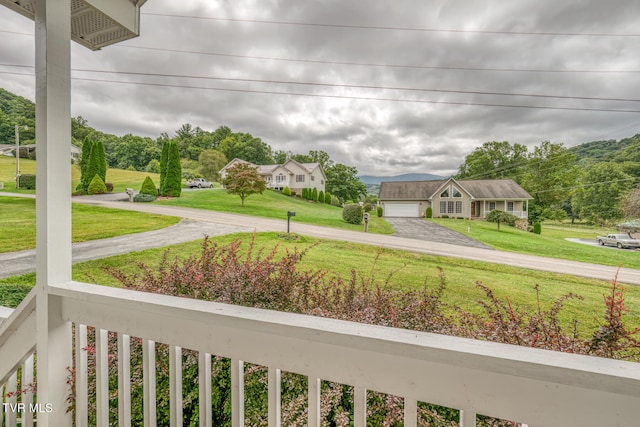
<box><xmin>34</xmin><ymin>0</ymin><xmax>73</xmax><ymax>426</ymax></box>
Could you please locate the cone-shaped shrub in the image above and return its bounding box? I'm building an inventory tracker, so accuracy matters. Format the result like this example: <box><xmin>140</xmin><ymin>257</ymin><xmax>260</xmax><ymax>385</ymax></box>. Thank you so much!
<box><xmin>140</xmin><ymin>176</ymin><xmax>158</xmax><ymax>198</ymax></box>
<box><xmin>282</xmin><ymin>186</ymin><xmax>291</xmax><ymax>196</ymax></box>
<box><xmin>87</xmin><ymin>174</ymin><xmax>107</xmax><ymax>195</ymax></box>
<box><xmin>318</xmin><ymin>191</ymin><xmax>325</xmax><ymax>203</ymax></box>
<box><xmin>311</xmin><ymin>187</ymin><xmax>318</xmax><ymax>202</ymax></box>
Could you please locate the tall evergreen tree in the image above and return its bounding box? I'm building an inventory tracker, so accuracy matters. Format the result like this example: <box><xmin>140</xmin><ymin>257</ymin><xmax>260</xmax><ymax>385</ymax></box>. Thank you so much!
<box><xmin>159</xmin><ymin>140</ymin><xmax>169</xmax><ymax>195</ymax></box>
<box><xmin>78</xmin><ymin>137</ymin><xmax>95</xmax><ymax>192</ymax></box>
<box><xmin>94</xmin><ymin>139</ymin><xmax>107</xmax><ymax>184</ymax></box>
<box><xmin>163</xmin><ymin>140</ymin><xmax>182</xmax><ymax>197</ymax></box>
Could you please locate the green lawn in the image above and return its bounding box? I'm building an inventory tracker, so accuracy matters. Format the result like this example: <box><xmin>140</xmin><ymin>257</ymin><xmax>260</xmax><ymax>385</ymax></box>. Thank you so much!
<box><xmin>2</xmin><ymin>232</ymin><xmax>636</xmax><ymax>337</ymax></box>
<box><xmin>0</xmin><ymin>157</ymin><xmax>159</xmax><ymax>193</ymax></box>
<box><xmin>0</xmin><ymin>196</ymin><xmax>179</xmax><ymax>253</ymax></box>
<box><xmin>157</xmin><ymin>188</ymin><xmax>394</xmax><ymax>234</ymax></box>
<box><xmin>430</xmin><ymin>218</ymin><xmax>640</xmax><ymax>269</ymax></box>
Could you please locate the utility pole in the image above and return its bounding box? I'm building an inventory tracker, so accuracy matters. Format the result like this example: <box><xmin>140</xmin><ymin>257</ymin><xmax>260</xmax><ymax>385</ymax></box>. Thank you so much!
<box><xmin>15</xmin><ymin>125</ymin><xmax>20</xmax><ymax>189</ymax></box>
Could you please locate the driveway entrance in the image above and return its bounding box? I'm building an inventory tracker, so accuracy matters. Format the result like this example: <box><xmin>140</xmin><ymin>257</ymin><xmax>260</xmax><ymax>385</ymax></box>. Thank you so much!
<box><xmin>384</xmin><ymin>218</ymin><xmax>492</xmax><ymax>250</ymax></box>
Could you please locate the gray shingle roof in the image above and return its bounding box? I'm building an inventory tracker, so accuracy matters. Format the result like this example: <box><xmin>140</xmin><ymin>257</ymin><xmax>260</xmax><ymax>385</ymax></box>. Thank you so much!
<box><xmin>379</xmin><ymin>179</ymin><xmax>532</xmax><ymax>200</ymax></box>
<box><xmin>379</xmin><ymin>180</ymin><xmax>445</xmax><ymax>200</ymax></box>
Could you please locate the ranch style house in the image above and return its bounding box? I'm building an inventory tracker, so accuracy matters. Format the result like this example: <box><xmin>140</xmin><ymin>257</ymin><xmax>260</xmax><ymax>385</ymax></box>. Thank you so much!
<box><xmin>379</xmin><ymin>177</ymin><xmax>533</xmax><ymax>219</ymax></box>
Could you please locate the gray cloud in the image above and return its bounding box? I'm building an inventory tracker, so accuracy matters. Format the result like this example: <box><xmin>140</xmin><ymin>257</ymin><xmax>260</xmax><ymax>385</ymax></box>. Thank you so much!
<box><xmin>1</xmin><ymin>0</ymin><xmax>640</xmax><ymax>176</ymax></box>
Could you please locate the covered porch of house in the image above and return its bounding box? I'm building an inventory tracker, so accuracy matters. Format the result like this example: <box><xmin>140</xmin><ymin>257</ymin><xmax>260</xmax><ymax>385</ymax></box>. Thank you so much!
<box><xmin>470</xmin><ymin>199</ymin><xmax>530</xmax><ymax>220</ymax></box>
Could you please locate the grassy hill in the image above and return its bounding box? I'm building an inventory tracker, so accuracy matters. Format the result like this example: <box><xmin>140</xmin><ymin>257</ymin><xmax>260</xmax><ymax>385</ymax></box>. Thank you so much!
<box><xmin>157</xmin><ymin>188</ymin><xmax>394</xmax><ymax>234</ymax></box>
<box><xmin>0</xmin><ymin>156</ymin><xmax>159</xmax><ymax>192</ymax></box>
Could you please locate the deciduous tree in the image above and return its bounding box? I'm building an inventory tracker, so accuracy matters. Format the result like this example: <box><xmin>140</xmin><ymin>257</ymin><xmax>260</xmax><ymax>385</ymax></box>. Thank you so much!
<box><xmin>325</xmin><ymin>163</ymin><xmax>366</xmax><ymax>203</ymax></box>
<box><xmin>222</xmin><ymin>163</ymin><xmax>266</xmax><ymax>206</ymax></box>
<box><xmin>198</xmin><ymin>149</ymin><xmax>228</xmax><ymax>182</ymax></box>
<box><xmin>522</xmin><ymin>141</ymin><xmax>579</xmax><ymax>209</ymax></box>
<box><xmin>456</xmin><ymin>141</ymin><xmax>528</xmax><ymax>181</ymax></box>
<box><xmin>573</xmin><ymin>162</ymin><xmax>633</xmax><ymax>224</ymax></box>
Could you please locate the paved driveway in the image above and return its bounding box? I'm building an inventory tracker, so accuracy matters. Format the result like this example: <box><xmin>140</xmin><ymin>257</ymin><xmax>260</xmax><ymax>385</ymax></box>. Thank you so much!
<box><xmin>384</xmin><ymin>218</ymin><xmax>492</xmax><ymax>250</ymax></box>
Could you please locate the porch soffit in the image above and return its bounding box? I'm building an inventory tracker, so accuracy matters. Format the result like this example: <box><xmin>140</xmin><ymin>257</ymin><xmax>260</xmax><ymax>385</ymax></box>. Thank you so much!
<box><xmin>0</xmin><ymin>0</ymin><xmax>147</xmax><ymax>50</ymax></box>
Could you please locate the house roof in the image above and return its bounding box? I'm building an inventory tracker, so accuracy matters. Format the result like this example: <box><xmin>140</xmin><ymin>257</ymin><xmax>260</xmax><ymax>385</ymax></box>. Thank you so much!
<box><xmin>379</xmin><ymin>178</ymin><xmax>532</xmax><ymax>201</ymax></box>
<box><xmin>221</xmin><ymin>158</ymin><xmax>326</xmax><ymax>178</ymax></box>
<box><xmin>379</xmin><ymin>180</ymin><xmax>444</xmax><ymax>200</ymax></box>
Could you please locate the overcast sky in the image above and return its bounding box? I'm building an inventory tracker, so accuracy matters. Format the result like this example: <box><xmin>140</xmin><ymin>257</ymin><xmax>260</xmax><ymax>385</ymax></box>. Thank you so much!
<box><xmin>2</xmin><ymin>0</ymin><xmax>640</xmax><ymax>176</ymax></box>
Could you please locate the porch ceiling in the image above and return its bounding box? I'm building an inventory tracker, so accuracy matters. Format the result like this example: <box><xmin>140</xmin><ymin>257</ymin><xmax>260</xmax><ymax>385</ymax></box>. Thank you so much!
<box><xmin>0</xmin><ymin>0</ymin><xmax>147</xmax><ymax>50</ymax></box>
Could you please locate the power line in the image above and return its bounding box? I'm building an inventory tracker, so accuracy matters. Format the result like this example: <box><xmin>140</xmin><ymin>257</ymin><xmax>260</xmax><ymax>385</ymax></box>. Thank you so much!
<box><xmin>141</xmin><ymin>12</ymin><xmax>640</xmax><ymax>37</ymax></box>
<box><xmin>115</xmin><ymin>44</ymin><xmax>640</xmax><ymax>75</ymax></box>
<box><xmin>3</xmin><ymin>69</ymin><xmax>640</xmax><ymax>113</ymax></box>
<box><xmin>2</xmin><ymin>64</ymin><xmax>636</xmax><ymax>103</ymax></box>
<box><xmin>58</xmin><ymin>76</ymin><xmax>640</xmax><ymax>114</ymax></box>
<box><xmin>3</xmin><ymin>30</ymin><xmax>640</xmax><ymax>74</ymax></box>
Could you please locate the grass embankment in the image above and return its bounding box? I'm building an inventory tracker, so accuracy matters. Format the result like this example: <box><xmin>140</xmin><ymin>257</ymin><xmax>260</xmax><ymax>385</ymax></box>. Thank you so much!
<box><xmin>157</xmin><ymin>188</ymin><xmax>394</xmax><ymax>234</ymax></box>
<box><xmin>0</xmin><ymin>196</ymin><xmax>179</xmax><ymax>253</ymax></box>
<box><xmin>0</xmin><ymin>157</ymin><xmax>159</xmax><ymax>193</ymax></box>
<box><xmin>430</xmin><ymin>218</ymin><xmax>640</xmax><ymax>269</ymax></box>
<box><xmin>2</xmin><ymin>232</ymin><xmax>637</xmax><ymax>337</ymax></box>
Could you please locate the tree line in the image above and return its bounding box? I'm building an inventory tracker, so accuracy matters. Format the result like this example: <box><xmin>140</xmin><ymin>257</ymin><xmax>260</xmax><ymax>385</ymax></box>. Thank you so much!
<box><xmin>456</xmin><ymin>139</ymin><xmax>640</xmax><ymax>224</ymax></box>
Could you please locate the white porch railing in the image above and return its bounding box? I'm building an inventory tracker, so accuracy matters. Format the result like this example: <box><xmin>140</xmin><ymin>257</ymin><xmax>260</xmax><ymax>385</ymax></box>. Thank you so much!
<box><xmin>508</xmin><ymin>210</ymin><xmax>528</xmax><ymax>219</ymax></box>
<box><xmin>2</xmin><ymin>281</ymin><xmax>640</xmax><ymax>427</ymax></box>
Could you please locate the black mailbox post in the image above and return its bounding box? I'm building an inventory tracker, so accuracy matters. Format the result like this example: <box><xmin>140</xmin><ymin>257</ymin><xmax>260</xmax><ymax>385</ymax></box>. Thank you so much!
<box><xmin>287</xmin><ymin>211</ymin><xmax>296</xmax><ymax>233</ymax></box>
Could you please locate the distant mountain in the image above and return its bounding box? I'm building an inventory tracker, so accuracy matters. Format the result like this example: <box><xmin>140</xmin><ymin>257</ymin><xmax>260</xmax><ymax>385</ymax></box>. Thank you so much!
<box><xmin>569</xmin><ymin>134</ymin><xmax>640</xmax><ymax>165</ymax></box>
<box><xmin>359</xmin><ymin>173</ymin><xmax>445</xmax><ymax>185</ymax></box>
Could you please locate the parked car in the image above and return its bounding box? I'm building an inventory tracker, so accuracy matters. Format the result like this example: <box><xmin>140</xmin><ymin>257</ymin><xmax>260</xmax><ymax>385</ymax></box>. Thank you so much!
<box><xmin>596</xmin><ymin>233</ymin><xmax>640</xmax><ymax>249</ymax></box>
<box><xmin>186</xmin><ymin>178</ymin><xmax>213</xmax><ymax>188</ymax></box>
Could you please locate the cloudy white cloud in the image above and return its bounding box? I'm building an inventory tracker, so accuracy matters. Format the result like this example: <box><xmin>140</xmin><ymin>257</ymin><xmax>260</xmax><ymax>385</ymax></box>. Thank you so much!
<box><xmin>1</xmin><ymin>0</ymin><xmax>640</xmax><ymax>176</ymax></box>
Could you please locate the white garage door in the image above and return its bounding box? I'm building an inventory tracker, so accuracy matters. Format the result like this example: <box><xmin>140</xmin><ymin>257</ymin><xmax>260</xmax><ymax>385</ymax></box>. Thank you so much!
<box><xmin>383</xmin><ymin>202</ymin><xmax>420</xmax><ymax>217</ymax></box>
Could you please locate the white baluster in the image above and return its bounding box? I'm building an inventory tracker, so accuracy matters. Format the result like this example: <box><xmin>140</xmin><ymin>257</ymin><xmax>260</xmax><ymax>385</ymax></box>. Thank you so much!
<box><xmin>170</xmin><ymin>345</ymin><xmax>182</xmax><ymax>427</ymax></box>
<box><xmin>75</xmin><ymin>324</ymin><xmax>88</xmax><ymax>427</ymax></box>
<box><xmin>96</xmin><ymin>329</ymin><xmax>109</xmax><ymax>426</ymax></box>
<box><xmin>22</xmin><ymin>354</ymin><xmax>34</xmax><ymax>427</ymax></box>
<box><xmin>268</xmin><ymin>367</ymin><xmax>281</xmax><ymax>427</ymax></box>
<box><xmin>353</xmin><ymin>386</ymin><xmax>366</xmax><ymax>427</ymax></box>
<box><xmin>231</xmin><ymin>359</ymin><xmax>244</xmax><ymax>427</ymax></box>
<box><xmin>404</xmin><ymin>397</ymin><xmax>417</xmax><ymax>427</ymax></box>
<box><xmin>199</xmin><ymin>352</ymin><xmax>212</xmax><ymax>427</ymax></box>
<box><xmin>143</xmin><ymin>339</ymin><xmax>156</xmax><ymax>427</ymax></box>
<box><xmin>308</xmin><ymin>377</ymin><xmax>321</xmax><ymax>427</ymax></box>
<box><xmin>118</xmin><ymin>334</ymin><xmax>131</xmax><ymax>427</ymax></box>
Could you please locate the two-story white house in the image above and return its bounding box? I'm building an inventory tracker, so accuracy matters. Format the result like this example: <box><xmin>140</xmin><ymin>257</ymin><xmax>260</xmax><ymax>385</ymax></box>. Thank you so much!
<box><xmin>220</xmin><ymin>158</ymin><xmax>326</xmax><ymax>195</ymax></box>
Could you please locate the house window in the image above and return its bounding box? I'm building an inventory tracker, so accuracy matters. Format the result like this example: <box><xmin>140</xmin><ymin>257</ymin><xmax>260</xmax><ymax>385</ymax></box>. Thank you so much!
<box><xmin>265</xmin><ymin>176</ymin><xmax>272</xmax><ymax>182</ymax></box>
<box><xmin>453</xmin><ymin>188</ymin><xmax>462</xmax><ymax>198</ymax></box>
<box><xmin>448</xmin><ymin>201</ymin><xmax>454</xmax><ymax>214</ymax></box>
<box><xmin>440</xmin><ymin>188</ymin><xmax>449</xmax><ymax>198</ymax></box>
<box><xmin>321</xmin><ymin>179</ymin><xmax>324</xmax><ymax>185</ymax></box>
<box><xmin>489</xmin><ymin>202</ymin><xmax>496</xmax><ymax>211</ymax></box>
<box><xmin>507</xmin><ymin>201</ymin><xmax>514</xmax><ymax>212</ymax></box>
<box><xmin>311</xmin><ymin>176</ymin><xmax>315</xmax><ymax>181</ymax></box>
<box><xmin>276</xmin><ymin>174</ymin><xmax>286</xmax><ymax>183</ymax></box>
<box><xmin>296</xmin><ymin>175</ymin><xmax>305</xmax><ymax>183</ymax></box>
<box><xmin>455</xmin><ymin>201</ymin><xmax>462</xmax><ymax>214</ymax></box>
<box><xmin>440</xmin><ymin>201</ymin><xmax>447</xmax><ymax>214</ymax></box>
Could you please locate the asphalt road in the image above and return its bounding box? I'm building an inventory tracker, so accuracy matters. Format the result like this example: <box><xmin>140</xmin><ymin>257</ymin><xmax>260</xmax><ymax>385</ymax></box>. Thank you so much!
<box><xmin>2</xmin><ymin>192</ymin><xmax>640</xmax><ymax>285</ymax></box>
<box><xmin>71</xmin><ymin>196</ymin><xmax>640</xmax><ymax>285</ymax></box>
